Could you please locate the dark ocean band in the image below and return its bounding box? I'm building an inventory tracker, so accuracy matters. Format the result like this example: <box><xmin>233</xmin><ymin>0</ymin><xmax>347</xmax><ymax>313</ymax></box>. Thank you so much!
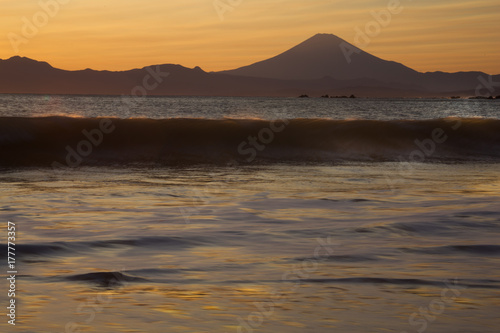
<box><xmin>1</xmin><ymin>116</ymin><xmax>500</xmax><ymax>167</ymax></box>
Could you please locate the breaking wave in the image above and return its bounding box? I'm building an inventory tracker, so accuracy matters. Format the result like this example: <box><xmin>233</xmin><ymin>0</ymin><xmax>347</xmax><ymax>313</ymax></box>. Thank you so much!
<box><xmin>1</xmin><ymin>116</ymin><xmax>500</xmax><ymax>167</ymax></box>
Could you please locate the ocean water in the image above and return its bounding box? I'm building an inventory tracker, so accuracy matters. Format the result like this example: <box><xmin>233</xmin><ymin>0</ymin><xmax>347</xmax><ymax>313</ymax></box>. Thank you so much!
<box><xmin>0</xmin><ymin>94</ymin><xmax>499</xmax><ymax>120</ymax></box>
<box><xmin>0</xmin><ymin>95</ymin><xmax>499</xmax><ymax>333</ymax></box>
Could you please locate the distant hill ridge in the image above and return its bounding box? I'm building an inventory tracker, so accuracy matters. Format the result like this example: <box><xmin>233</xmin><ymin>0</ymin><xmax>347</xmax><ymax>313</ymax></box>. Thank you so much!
<box><xmin>1</xmin><ymin>34</ymin><xmax>499</xmax><ymax>97</ymax></box>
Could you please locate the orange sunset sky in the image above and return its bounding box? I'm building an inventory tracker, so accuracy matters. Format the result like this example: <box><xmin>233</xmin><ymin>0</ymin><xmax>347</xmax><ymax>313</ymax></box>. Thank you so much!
<box><xmin>1</xmin><ymin>0</ymin><xmax>499</xmax><ymax>74</ymax></box>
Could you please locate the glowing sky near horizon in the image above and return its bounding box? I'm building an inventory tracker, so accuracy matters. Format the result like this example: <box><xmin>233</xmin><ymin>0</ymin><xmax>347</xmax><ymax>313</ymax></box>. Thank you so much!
<box><xmin>1</xmin><ymin>0</ymin><xmax>499</xmax><ymax>74</ymax></box>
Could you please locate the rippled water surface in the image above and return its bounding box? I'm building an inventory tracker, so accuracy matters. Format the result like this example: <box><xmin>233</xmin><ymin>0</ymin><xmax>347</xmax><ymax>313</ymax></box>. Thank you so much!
<box><xmin>1</xmin><ymin>163</ymin><xmax>499</xmax><ymax>332</ymax></box>
<box><xmin>0</xmin><ymin>94</ymin><xmax>499</xmax><ymax>119</ymax></box>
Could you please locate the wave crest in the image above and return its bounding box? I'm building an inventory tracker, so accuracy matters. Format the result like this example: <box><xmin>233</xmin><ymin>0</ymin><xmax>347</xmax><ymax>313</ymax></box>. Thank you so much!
<box><xmin>1</xmin><ymin>116</ymin><xmax>499</xmax><ymax>167</ymax></box>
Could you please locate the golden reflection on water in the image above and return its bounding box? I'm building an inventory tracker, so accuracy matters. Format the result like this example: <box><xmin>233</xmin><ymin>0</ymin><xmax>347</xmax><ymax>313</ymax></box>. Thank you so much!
<box><xmin>1</xmin><ymin>164</ymin><xmax>499</xmax><ymax>332</ymax></box>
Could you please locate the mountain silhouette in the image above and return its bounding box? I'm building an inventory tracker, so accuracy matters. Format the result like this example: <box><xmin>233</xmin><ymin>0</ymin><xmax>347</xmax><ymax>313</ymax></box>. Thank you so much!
<box><xmin>1</xmin><ymin>34</ymin><xmax>499</xmax><ymax>97</ymax></box>
<box><xmin>220</xmin><ymin>34</ymin><xmax>499</xmax><ymax>94</ymax></box>
<box><xmin>219</xmin><ymin>33</ymin><xmax>420</xmax><ymax>84</ymax></box>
